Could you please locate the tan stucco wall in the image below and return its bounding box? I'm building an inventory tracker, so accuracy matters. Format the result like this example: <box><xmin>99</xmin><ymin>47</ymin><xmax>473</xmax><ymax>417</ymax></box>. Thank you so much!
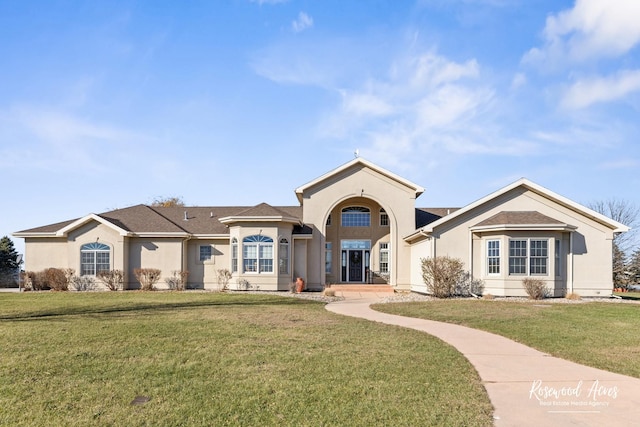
<box><xmin>187</xmin><ymin>239</ymin><xmax>230</xmax><ymax>290</ymax></box>
<box><xmin>300</xmin><ymin>164</ymin><xmax>418</xmax><ymax>288</ymax></box>
<box><xmin>227</xmin><ymin>223</ymin><xmax>294</xmax><ymax>291</ymax></box>
<box><xmin>127</xmin><ymin>238</ymin><xmax>185</xmax><ymax>289</ymax></box>
<box><xmin>424</xmin><ymin>187</ymin><xmax>615</xmax><ymax>297</ymax></box>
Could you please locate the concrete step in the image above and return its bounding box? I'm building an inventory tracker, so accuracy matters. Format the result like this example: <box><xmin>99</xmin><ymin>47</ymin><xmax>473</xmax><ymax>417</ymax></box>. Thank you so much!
<box><xmin>327</xmin><ymin>284</ymin><xmax>394</xmax><ymax>293</ymax></box>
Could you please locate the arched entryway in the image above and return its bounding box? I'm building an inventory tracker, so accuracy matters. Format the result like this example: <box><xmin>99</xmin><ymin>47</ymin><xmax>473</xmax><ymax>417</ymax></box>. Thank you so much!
<box><xmin>322</xmin><ymin>197</ymin><xmax>394</xmax><ymax>285</ymax></box>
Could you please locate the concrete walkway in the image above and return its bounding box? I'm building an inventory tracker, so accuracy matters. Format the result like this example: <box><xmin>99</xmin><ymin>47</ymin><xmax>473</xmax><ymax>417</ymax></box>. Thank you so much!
<box><xmin>326</xmin><ymin>295</ymin><xmax>640</xmax><ymax>427</ymax></box>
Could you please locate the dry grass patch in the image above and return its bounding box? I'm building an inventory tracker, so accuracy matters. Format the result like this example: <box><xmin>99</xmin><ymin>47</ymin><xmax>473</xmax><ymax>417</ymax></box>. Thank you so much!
<box><xmin>373</xmin><ymin>299</ymin><xmax>640</xmax><ymax>378</ymax></box>
<box><xmin>0</xmin><ymin>292</ymin><xmax>493</xmax><ymax>426</ymax></box>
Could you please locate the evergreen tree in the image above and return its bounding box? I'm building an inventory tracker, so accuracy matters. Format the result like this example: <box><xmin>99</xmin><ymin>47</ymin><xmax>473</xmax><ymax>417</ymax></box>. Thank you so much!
<box><xmin>0</xmin><ymin>236</ymin><xmax>19</xmax><ymax>286</ymax></box>
<box><xmin>628</xmin><ymin>248</ymin><xmax>640</xmax><ymax>285</ymax></box>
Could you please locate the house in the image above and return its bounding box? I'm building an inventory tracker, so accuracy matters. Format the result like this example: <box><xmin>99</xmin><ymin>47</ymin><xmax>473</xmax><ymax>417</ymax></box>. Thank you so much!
<box><xmin>14</xmin><ymin>158</ymin><xmax>628</xmax><ymax>296</ymax></box>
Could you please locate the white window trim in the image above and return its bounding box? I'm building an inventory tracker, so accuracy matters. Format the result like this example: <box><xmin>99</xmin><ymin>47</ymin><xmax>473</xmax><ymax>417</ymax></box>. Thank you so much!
<box><xmin>379</xmin><ymin>242</ymin><xmax>390</xmax><ymax>274</ymax></box>
<box><xmin>508</xmin><ymin>238</ymin><xmax>550</xmax><ymax>277</ymax></box>
<box><xmin>242</xmin><ymin>235</ymin><xmax>274</xmax><ymax>274</ymax></box>
<box><xmin>486</xmin><ymin>239</ymin><xmax>500</xmax><ymax>276</ymax></box>
<box><xmin>199</xmin><ymin>244</ymin><xmax>214</xmax><ymax>263</ymax></box>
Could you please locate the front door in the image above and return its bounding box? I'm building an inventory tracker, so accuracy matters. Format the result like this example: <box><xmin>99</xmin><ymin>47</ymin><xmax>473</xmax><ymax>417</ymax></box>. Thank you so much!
<box><xmin>349</xmin><ymin>250</ymin><xmax>363</xmax><ymax>282</ymax></box>
<box><xmin>341</xmin><ymin>249</ymin><xmax>370</xmax><ymax>282</ymax></box>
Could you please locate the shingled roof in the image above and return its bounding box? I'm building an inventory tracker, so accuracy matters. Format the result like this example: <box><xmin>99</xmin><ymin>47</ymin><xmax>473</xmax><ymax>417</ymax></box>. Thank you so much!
<box><xmin>474</xmin><ymin>211</ymin><xmax>565</xmax><ymax>227</ymax></box>
<box><xmin>16</xmin><ymin>204</ymin><xmax>305</xmax><ymax>236</ymax></box>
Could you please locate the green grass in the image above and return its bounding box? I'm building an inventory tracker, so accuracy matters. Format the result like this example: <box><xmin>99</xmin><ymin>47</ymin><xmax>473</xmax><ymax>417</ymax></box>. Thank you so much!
<box><xmin>0</xmin><ymin>292</ymin><xmax>493</xmax><ymax>426</ymax></box>
<box><xmin>373</xmin><ymin>299</ymin><xmax>640</xmax><ymax>378</ymax></box>
<box><xmin>614</xmin><ymin>291</ymin><xmax>640</xmax><ymax>300</ymax></box>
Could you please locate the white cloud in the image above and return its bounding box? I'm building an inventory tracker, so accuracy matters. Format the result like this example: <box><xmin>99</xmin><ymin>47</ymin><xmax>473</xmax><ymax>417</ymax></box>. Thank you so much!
<box><xmin>510</xmin><ymin>72</ymin><xmax>526</xmax><ymax>90</ymax></box>
<box><xmin>561</xmin><ymin>69</ymin><xmax>640</xmax><ymax>109</ymax></box>
<box><xmin>598</xmin><ymin>158</ymin><xmax>638</xmax><ymax>170</ymax></box>
<box><xmin>0</xmin><ymin>106</ymin><xmax>148</xmax><ymax>172</ymax></box>
<box><xmin>340</xmin><ymin>90</ymin><xmax>394</xmax><ymax>117</ymax></box>
<box><xmin>292</xmin><ymin>12</ymin><xmax>313</xmax><ymax>33</ymax></box>
<box><xmin>524</xmin><ymin>0</ymin><xmax>640</xmax><ymax>65</ymax></box>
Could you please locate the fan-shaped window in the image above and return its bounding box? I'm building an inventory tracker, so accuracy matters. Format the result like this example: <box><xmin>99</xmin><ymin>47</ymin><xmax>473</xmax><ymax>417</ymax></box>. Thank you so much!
<box><xmin>243</xmin><ymin>235</ymin><xmax>274</xmax><ymax>273</ymax></box>
<box><xmin>80</xmin><ymin>242</ymin><xmax>110</xmax><ymax>276</ymax></box>
<box><xmin>341</xmin><ymin>207</ymin><xmax>370</xmax><ymax>227</ymax></box>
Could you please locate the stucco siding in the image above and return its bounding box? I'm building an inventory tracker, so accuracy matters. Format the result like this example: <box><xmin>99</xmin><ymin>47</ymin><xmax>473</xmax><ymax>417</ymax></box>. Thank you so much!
<box><xmin>300</xmin><ymin>164</ymin><xmax>418</xmax><ymax>288</ymax></box>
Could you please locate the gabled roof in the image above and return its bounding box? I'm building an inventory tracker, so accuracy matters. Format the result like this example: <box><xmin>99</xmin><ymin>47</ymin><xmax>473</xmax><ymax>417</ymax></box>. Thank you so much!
<box><xmin>470</xmin><ymin>211</ymin><xmax>576</xmax><ymax>232</ymax></box>
<box><xmin>295</xmin><ymin>157</ymin><xmax>425</xmax><ymax>204</ymax></box>
<box><xmin>219</xmin><ymin>203</ymin><xmax>302</xmax><ymax>225</ymax></box>
<box><xmin>405</xmin><ymin>178</ymin><xmax>629</xmax><ymax>241</ymax></box>
<box><xmin>15</xmin><ymin>204</ymin><xmax>305</xmax><ymax>238</ymax></box>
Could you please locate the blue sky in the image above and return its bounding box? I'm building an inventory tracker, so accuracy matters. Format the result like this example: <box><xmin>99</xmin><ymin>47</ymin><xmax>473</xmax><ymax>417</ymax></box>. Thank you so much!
<box><xmin>2</xmin><ymin>0</ymin><xmax>640</xmax><ymax>256</ymax></box>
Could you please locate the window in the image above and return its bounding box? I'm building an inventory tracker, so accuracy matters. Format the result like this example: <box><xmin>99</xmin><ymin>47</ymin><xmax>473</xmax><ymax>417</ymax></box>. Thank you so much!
<box><xmin>530</xmin><ymin>240</ymin><xmax>548</xmax><ymax>275</ymax></box>
<box><xmin>379</xmin><ymin>242</ymin><xmax>389</xmax><ymax>274</ymax></box>
<box><xmin>243</xmin><ymin>235</ymin><xmax>273</xmax><ymax>273</ymax></box>
<box><xmin>231</xmin><ymin>238</ymin><xmax>238</xmax><ymax>273</ymax></box>
<box><xmin>279</xmin><ymin>238</ymin><xmax>289</xmax><ymax>274</ymax></box>
<box><xmin>199</xmin><ymin>245</ymin><xmax>212</xmax><ymax>262</ymax></box>
<box><xmin>487</xmin><ymin>240</ymin><xmax>500</xmax><ymax>274</ymax></box>
<box><xmin>509</xmin><ymin>239</ymin><xmax>549</xmax><ymax>276</ymax></box>
<box><xmin>325</xmin><ymin>242</ymin><xmax>332</xmax><ymax>273</ymax></box>
<box><xmin>341</xmin><ymin>207</ymin><xmax>370</xmax><ymax>227</ymax></box>
<box><xmin>555</xmin><ymin>239</ymin><xmax>561</xmax><ymax>277</ymax></box>
<box><xmin>509</xmin><ymin>240</ymin><xmax>527</xmax><ymax>275</ymax></box>
<box><xmin>80</xmin><ymin>242</ymin><xmax>110</xmax><ymax>276</ymax></box>
<box><xmin>380</xmin><ymin>208</ymin><xmax>389</xmax><ymax>226</ymax></box>
<box><xmin>326</xmin><ymin>214</ymin><xmax>332</xmax><ymax>226</ymax></box>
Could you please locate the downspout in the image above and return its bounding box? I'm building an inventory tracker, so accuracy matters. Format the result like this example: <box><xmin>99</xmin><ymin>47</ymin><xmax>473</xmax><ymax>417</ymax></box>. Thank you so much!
<box><xmin>568</xmin><ymin>232</ymin><xmax>574</xmax><ymax>294</ymax></box>
<box><xmin>182</xmin><ymin>235</ymin><xmax>192</xmax><ymax>275</ymax></box>
<box><xmin>469</xmin><ymin>230</ymin><xmax>473</xmax><ymax>279</ymax></box>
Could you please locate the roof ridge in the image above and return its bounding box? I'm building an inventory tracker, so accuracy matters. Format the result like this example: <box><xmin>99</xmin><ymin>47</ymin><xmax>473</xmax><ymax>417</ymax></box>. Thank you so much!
<box><xmin>145</xmin><ymin>205</ymin><xmax>191</xmax><ymax>233</ymax></box>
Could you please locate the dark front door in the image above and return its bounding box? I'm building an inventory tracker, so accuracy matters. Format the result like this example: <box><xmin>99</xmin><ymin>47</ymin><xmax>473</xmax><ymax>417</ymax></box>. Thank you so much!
<box><xmin>349</xmin><ymin>250</ymin><xmax>363</xmax><ymax>282</ymax></box>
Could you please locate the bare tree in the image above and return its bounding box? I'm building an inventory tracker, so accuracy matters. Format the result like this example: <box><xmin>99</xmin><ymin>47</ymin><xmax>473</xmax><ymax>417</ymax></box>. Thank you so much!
<box><xmin>151</xmin><ymin>196</ymin><xmax>185</xmax><ymax>207</ymax></box>
<box><xmin>588</xmin><ymin>199</ymin><xmax>639</xmax><ymax>253</ymax></box>
<box><xmin>589</xmin><ymin>199</ymin><xmax>639</xmax><ymax>287</ymax></box>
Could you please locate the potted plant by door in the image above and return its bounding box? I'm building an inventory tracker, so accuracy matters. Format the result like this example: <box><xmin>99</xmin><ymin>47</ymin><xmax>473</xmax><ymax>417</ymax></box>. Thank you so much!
<box><xmin>295</xmin><ymin>277</ymin><xmax>305</xmax><ymax>293</ymax></box>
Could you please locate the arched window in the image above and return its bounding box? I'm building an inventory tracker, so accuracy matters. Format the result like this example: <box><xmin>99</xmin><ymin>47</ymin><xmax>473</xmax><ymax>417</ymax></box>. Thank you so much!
<box><xmin>243</xmin><ymin>235</ymin><xmax>274</xmax><ymax>273</ymax></box>
<box><xmin>80</xmin><ymin>242</ymin><xmax>110</xmax><ymax>276</ymax></box>
<box><xmin>279</xmin><ymin>238</ymin><xmax>289</xmax><ymax>274</ymax></box>
<box><xmin>231</xmin><ymin>238</ymin><xmax>238</xmax><ymax>273</ymax></box>
<box><xmin>341</xmin><ymin>207</ymin><xmax>370</xmax><ymax>227</ymax></box>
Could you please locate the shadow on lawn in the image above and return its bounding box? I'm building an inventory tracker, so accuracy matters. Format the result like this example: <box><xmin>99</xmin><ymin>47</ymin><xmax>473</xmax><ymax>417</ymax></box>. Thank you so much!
<box><xmin>0</xmin><ymin>294</ymin><xmax>316</xmax><ymax>322</ymax></box>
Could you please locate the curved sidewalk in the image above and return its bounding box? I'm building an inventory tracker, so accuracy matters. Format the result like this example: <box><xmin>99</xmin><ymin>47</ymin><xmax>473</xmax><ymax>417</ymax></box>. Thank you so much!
<box><xmin>326</xmin><ymin>295</ymin><xmax>640</xmax><ymax>427</ymax></box>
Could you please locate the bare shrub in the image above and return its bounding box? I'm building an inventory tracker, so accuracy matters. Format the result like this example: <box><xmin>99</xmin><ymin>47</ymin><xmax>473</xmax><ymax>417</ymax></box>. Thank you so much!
<box><xmin>421</xmin><ymin>256</ymin><xmax>465</xmax><ymax>298</ymax></box>
<box><xmin>455</xmin><ymin>272</ymin><xmax>485</xmax><ymax>297</ymax></box>
<box><xmin>70</xmin><ymin>276</ymin><xmax>97</xmax><ymax>291</ymax></box>
<box><xmin>522</xmin><ymin>278</ymin><xmax>548</xmax><ymax>300</ymax></box>
<box><xmin>216</xmin><ymin>269</ymin><xmax>232</xmax><ymax>291</ymax></box>
<box><xmin>134</xmin><ymin>268</ymin><xmax>162</xmax><ymax>291</ymax></box>
<box><xmin>165</xmin><ymin>270</ymin><xmax>189</xmax><ymax>291</ymax></box>
<box><xmin>323</xmin><ymin>288</ymin><xmax>336</xmax><ymax>297</ymax></box>
<box><xmin>44</xmin><ymin>268</ymin><xmax>69</xmax><ymax>291</ymax></box>
<box><xmin>565</xmin><ymin>292</ymin><xmax>581</xmax><ymax>300</ymax></box>
<box><xmin>237</xmin><ymin>279</ymin><xmax>251</xmax><ymax>291</ymax></box>
<box><xmin>97</xmin><ymin>270</ymin><xmax>124</xmax><ymax>291</ymax></box>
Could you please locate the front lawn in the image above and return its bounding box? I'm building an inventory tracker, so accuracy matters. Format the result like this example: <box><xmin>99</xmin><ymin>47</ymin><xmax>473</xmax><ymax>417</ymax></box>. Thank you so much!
<box><xmin>373</xmin><ymin>299</ymin><xmax>640</xmax><ymax>378</ymax></box>
<box><xmin>0</xmin><ymin>292</ymin><xmax>493</xmax><ymax>426</ymax></box>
